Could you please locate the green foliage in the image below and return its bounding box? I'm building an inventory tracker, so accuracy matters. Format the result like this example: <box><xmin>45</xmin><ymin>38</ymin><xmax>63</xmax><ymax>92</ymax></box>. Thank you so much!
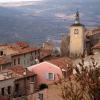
<box><xmin>39</xmin><ymin>83</ymin><xmax>48</xmax><ymax>90</ymax></box>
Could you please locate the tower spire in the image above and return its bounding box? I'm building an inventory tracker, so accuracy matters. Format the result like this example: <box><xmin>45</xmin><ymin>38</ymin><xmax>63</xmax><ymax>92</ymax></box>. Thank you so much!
<box><xmin>75</xmin><ymin>11</ymin><xmax>80</xmax><ymax>24</ymax></box>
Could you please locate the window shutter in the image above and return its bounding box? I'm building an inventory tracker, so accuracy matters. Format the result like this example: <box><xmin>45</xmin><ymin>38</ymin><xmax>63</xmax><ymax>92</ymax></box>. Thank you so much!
<box><xmin>53</xmin><ymin>74</ymin><xmax>55</xmax><ymax>80</ymax></box>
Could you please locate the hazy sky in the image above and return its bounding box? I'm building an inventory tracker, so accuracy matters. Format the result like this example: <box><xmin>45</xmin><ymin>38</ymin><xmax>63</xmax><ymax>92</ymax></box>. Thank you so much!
<box><xmin>0</xmin><ymin>0</ymin><xmax>43</xmax><ymax>3</ymax></box>
<box><xmin>0</xmin><ymin>0</ymin><xmax>99</xmax><ymax>3</ymax></box>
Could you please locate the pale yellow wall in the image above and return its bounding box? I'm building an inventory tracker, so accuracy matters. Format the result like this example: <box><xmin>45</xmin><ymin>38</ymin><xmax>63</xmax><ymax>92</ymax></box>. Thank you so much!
<box><xmin>12</xmin><ymin>51</ymin><xmax>40</xmax><ymax>67</ymax></box>
<box><xmin>70</xmin><ymin>26</ymin><xmax>85</xmax><ymax>56</ymax></box>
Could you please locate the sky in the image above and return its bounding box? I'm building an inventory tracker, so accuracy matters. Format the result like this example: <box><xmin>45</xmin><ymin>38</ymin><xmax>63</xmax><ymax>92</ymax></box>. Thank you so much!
<box><xmin>0</xmin><ymin>0</ymin><xmax>99</xmax><ymax>3</ymax></box>
<box><xmin>0</xmin><ymin>0</ymin><xmax>43</xmax><ymax>3</ymax></box>
<box><xmin>0</xmin><ymin>0</ymin><xmax>99</xmax><ymax>43</ymax></box>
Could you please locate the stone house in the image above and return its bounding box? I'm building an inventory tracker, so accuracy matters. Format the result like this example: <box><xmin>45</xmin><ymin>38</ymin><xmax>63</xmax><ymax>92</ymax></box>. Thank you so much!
<box><xmin>11</xmin><ymin>47</ymin><xmax>40</xmax><ymax>67</ymax></box>
<box><xmin>0</xmin><ymin>56</ymin><xmax>12</xmax><ymax>71</ymax></box>
<box><xmin>0</xmin><ymin>66</ymin><xmax>37</xmax><ymax>99</ymax></box>
<box><xmin>13</xmin><ymin>84</ymin><xmax>64</xmax><ymax>100</ymax></box>
<box><xmin>0</xmin><ymin>42</ymin><xmax>40</xmax><ymax>69</ymax></box>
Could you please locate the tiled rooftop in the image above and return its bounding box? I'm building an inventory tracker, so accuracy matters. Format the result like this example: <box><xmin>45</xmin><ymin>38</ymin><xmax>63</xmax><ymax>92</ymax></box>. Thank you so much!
<box><xmin>11</xmin><ymin>47</ymin><xmax>39</xmax><ymax>57</ymax></box>
<box><xmin>8</xmin><ymin>65</ymin><xmax>34</xmax><ymax>77</ymax></box>
<box><xmin>1</xmin><ymin>42</ymin><xmax>40</xmax><ymax>56</ymax></box>
<box><xmin>40</xmin><ymin>49</ymin><xmax>52</xmax><ymax>59</ymax></box>
<box><xmin>0</xmin><ymin>66</ymin><xmax>35</xmax><ymax>81</ymax></box>
<box><xmin>48</xmin><ymin>57</ymin><xmax>73</xmax><ymax>69</ymax></box>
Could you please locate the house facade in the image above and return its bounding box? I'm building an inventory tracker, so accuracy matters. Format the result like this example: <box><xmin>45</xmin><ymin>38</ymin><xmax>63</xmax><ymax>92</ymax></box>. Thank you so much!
<box><xmin>11</xmin><ymin>48</ymin><xmax>40</xmax><ymax>67</ymax></box>
<box><xmin>0</xmin><ymin>42</ymin><xmax>40</xmax><ymax>69</ymax></box>
<box><xmin>48</xmin><ymin>57</ymin><xmax>73</xmax><ymax>78</ymax></box>
<box><xmin>28</xmin><ymin>61</ymin><xmax>63</xmax><ymax>88</ymax></box>
<box><xmin>0</xmin><ymin>66</ymin><xmax>37</xmax><ymax>99</ymax></box>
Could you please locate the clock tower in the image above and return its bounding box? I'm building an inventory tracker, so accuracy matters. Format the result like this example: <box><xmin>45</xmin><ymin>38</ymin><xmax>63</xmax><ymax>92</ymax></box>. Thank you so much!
<box><xmin>69</xmin><ymin>11</ymin><xmax>85</xmax><ymax>57</ymax></box>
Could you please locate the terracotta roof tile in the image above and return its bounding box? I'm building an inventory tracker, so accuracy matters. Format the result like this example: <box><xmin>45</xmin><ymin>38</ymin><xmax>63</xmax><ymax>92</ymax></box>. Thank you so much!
<box><xmin>0</xmin><ymin>42</ymin><xmax>40</xmax><ymax>57</ymax></box>
<box><xmin>48</xmin><ymin>57</ymin><xmax>73</xmax><ymax>69</ymax></box>
<box><xmin>11</xmin><ymin>47</ymin><xmax>40</xmax><ymax>57</ymax></box>
<box><xmin>8</xmin><ymin>65</ymin><xmax>34</xmax><ymax>77</ymax></box>
<box><xmin>40</xmin><ymin>49</ymin><xmax>52</xmax><ymax>59</ymax></box>
<box><xmin>0</xmin><ymin>66</ymin><xmax>36</xmax><ymax>81</ymax></box>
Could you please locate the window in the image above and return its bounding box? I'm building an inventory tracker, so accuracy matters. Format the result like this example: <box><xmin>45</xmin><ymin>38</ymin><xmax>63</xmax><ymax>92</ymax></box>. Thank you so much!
<box><xmin>0</xmin><ymin>51</ymin><xmax>3</xmax><ymax>56</ymax></box>
<box><xmin>14</xmin><ymin>83</ymin><xmax>21</xmax><ymax>97</ymax></box>
<box><xmin>62</xmin><ymin>71</ymin><xmax>67</xmax><ymax>78</ymax></box>
<box><xmin>30</xmin><ymin>56</ymin><xmax>33</xmax><ymax>61</ymax></box>
<box><xmin>18</xmin><ymin>58</ymin><xmax>20</xmax><ymax>64</ymax></box>
<box><xmin>38</xmin><ymin>93</ymin><xmax>43</xmax><ymax>100</ymax></box>
<box><xmin>27</xmin><ymin>77</ymin><xmax>30</xmax><ymax>80</ymax></box>
<box><xmin>24</xmin><ymin>60</ymin><xmax>26</xmax><ymax>65</ymax></box>
<box><xmin>15</xmin><ymin>83</ymin><xmax>19</xmax><ymax>92</ymax></box>
<box><xmin>31</xmin><ymin>76</ymin><xmax>35</xmax><ymax>82</ymax></box>
<box><xmin>35</xmin><ymin>51</ymin><xmax>37</xmax><ymax>55</ymax></box>
<box><xmin>24</xmin><ymin>54</ymin><xmax>26</xmax><ymax>58</ymax></box>
<box><xmin>8</xmin><ymin>86</ymin><xmax>11</xmax><ymax>94</ymax></box>
<box><xmin>1</xmin><ymin>87</ymin><xmax>5</xmax><ymax>96</ymax></box>
<box><xmin>14</xmin><ymin>59</ymin><xmax>16</xmax><ymax>65</ymax></box>
<box><xmin>46</xmin><ymin>73</ymin><xmax>55</xmax><ymax>80</ymax></box>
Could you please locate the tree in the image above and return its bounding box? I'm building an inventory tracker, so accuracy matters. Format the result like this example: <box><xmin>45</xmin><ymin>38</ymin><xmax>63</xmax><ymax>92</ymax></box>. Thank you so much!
<box><xmin>58</xmin><ymin>57</ymin><xmax>100</xmax><ymax>100</ymax></box>
<box><xmin>60</xmin><ymin>34</ymin><xmax>70</xmax><ymax>57</ymax></box>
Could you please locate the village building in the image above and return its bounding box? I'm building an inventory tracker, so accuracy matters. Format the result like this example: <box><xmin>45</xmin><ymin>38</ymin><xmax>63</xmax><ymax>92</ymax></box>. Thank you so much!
<box><xmin>0</xmin><ymin>42</ymin><xmax>40</xmax><ymax>70</ymax></box>
<box><xmin>28</xmin><ymin>61</ymin><xmax>63</xmax><ymax>88</ymax></box>
<box><xmin>40</xmin><ymin>49</ymin><xmax>52</xmax><ymax>61</ymax></box>
<box><xmin>14</xmin><ymin>84</ymin><xmax>64</xmax><ymax>100</ymax></box>
<box><xmin>86</xmin><ymin>28</ymin><xmax>100</xmax><ymax>45</ymax></box>
<box><xmin>0</xmin><ymin>66</ymin><xmax>37</xmax><ymax>99</ymax></box>
<box><xmin>0</xmin><ymin>57</ymin><xmax>12</xmax><ymax>71</ymax></box>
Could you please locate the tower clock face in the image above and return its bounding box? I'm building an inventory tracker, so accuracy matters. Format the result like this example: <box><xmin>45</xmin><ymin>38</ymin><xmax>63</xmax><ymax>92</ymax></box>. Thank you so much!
<box><xmin>74</xmin><ymin>29</ymin><xmax>79</xmax><ymax>34</ymax></box>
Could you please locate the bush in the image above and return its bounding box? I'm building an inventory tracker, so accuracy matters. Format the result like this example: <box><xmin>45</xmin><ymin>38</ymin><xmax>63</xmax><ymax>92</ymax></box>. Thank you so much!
<box><xmin>39</xmin><ymin>83</ymin><xmax>48</xmax><ymax>90</ymax></box>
